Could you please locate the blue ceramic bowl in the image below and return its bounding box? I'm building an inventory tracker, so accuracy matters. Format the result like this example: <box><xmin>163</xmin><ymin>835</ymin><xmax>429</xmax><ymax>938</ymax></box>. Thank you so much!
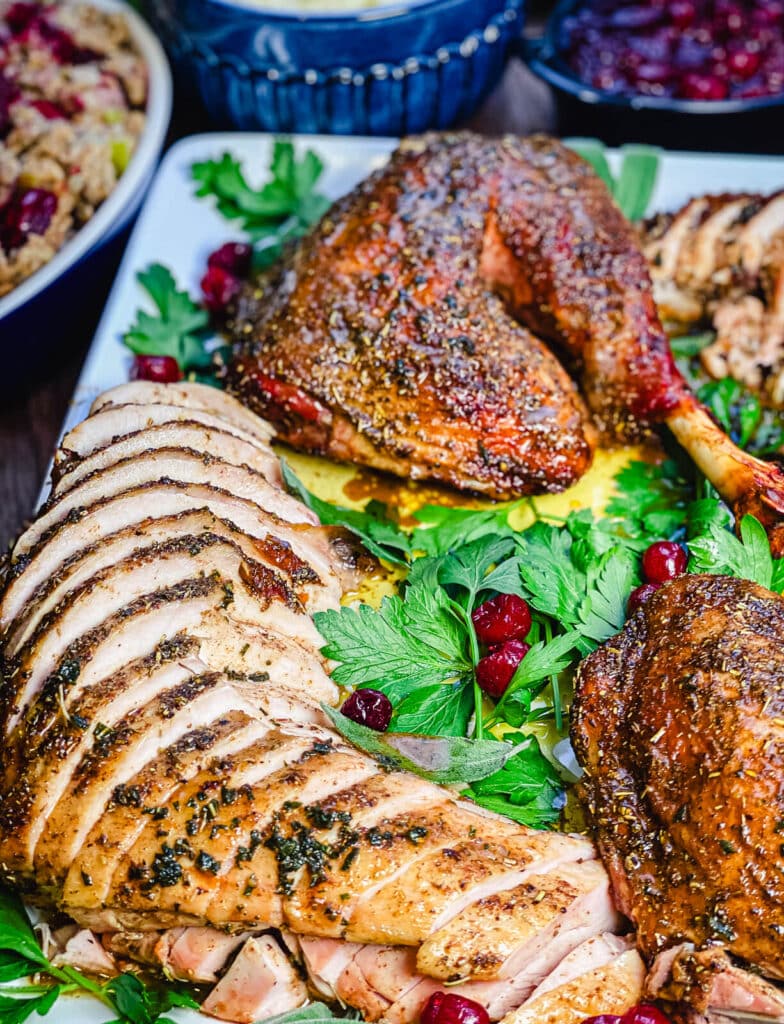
<box><xmin>526</xmin><ymin>0</ymin><xmax>784</xmax><ymax>154</ymax></box>
<box><xmin>146</xmin><ymin>0</ymin><xmax>525</xmax><ymax>135</ymax></box>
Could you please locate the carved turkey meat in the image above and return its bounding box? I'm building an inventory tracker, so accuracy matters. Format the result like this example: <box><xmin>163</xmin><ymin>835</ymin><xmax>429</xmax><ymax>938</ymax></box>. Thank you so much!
<box><xmin>0</xmin><ymin>381</ymin><xmax>639</xmax><ymax>1024</ymax></box>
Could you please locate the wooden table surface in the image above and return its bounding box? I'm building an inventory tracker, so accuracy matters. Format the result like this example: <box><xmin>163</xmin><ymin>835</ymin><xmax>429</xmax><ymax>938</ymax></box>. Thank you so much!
<box><xmin>0</xmin><ymin>59</ymin><xmax>554</xmax><ymax>549</ymax></box>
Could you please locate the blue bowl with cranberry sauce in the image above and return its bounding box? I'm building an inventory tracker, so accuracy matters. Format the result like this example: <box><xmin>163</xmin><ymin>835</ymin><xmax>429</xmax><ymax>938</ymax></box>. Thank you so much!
<box><xmin>145</xmin><ymin>0</ymin><xmax>525</xmax><ymax>135</ymax></box>
<box><xmin>527</xmin><ymin>0</ymin><xmax>784</xmax><ymax>153</ymax></box>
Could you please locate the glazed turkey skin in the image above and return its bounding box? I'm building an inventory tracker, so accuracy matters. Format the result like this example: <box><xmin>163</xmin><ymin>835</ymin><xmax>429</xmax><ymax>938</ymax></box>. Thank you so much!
<box><xmin>228</xmin><ymin>133</ymin><xmax>660</xmax><ymax>499</ymax></box>
<box><xmin>572</xmin><ymin>574</ymin><xmax>784</xmax><ymax>982</ymax></box>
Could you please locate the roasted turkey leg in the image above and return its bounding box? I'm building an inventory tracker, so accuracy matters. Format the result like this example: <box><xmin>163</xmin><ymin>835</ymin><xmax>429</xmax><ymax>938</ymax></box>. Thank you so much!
<box><xmin>228</xmin><ymin>133</ymin><xmax>784</xmax><ymax>550</ymax></box>
<box><xmin>477</xmin><ymin>135</ymin><xmax>784</xmax><ymax>556</ymax></box>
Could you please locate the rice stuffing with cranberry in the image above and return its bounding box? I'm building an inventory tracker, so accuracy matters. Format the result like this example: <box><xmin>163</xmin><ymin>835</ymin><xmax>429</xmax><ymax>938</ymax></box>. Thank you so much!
<box><xmin>0</xmin><ymin>0</ymin><xmax>147</xmax><ymax>296</ymax></box>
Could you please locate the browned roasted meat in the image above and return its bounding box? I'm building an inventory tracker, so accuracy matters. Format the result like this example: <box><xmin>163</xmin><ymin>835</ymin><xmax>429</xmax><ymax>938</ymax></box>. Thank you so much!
<box><xmin>0</xmin><ymin>381</ymin><xmax>642</xmax><ymax>1024</ymax></box>
<box><xmin>227</xmin><ymin>133</ymin><xmax>784</xmax><ymax>557</ymax></box>
<box><xmin>572</xmin><ymin>574</ymin><xmax>784</xmax><ymax>1022</ymax></box>
<box><xmin>233</xmin><ymin>133</ymin><xmax>669</xmax><ymax>499</ymax></box>
<box><xmin>643</xmin><ymin>192</ymin><xmax>784</xmax><ymax>408</ymax></box>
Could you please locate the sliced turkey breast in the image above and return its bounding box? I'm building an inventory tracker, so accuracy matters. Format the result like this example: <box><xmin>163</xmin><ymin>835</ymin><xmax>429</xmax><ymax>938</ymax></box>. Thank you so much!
<box><xmin>5</xmin><ymin>509</ymin><xmax>331</xmax><ymax>655</ymax></box>
<box><xmin>3</xmin><ymin>643</ymin><xmax>329</xmax><ymax>888</ymax></box>
<box><xmin>56</xmin><ymin>403</ymin><xmax>275</xmax><ymax>471</ymax></box>
<box><xmin>501</xmin><ymin>945</ymin><xmax>645</xmax><ymax>1024</ymax></box>
<box><xmin>415</xmin><ymin>858</ymin><xmax>619</xmax><ymax>985</ymax></box>
<box><xmin>62</xmin><ymin>712</ymin><xmax>276</xmax><ymax>923</ymax></box>
<box><xmin>187</xmin><ymin>610</ymin><xmax>336</xmax><ymax>706</ymax></box>
<box><xmin>2</xmin><ymin>482</ymin><xmax>341</xmax><ymax>630</ymax></box>
<box><xmin>4</xmin><ymin>651</ymin><xmax>203</xmax><ymax>877</ymax></box>
<box><xmin>645</xmin><ymin>945</ymin><xmax>784</xmax><ymax>1022</ymax></box>
<box><xmin>88</xmin><ymin>381</ymin><xmax>276</xmax><ymax>445</ymax></box>
<box><xmin>102</xmin><ymin>742</ymin><xmax>378</xmax><ymax>930</ymax></box>
<box><xmin>201</xmin><ymin>935</ymin><xmax>308</xmax><ymax>1024</ymax></box>
<box><xmin>735</xmin><ymin>191</ymin><xmax>784</xmax><ymax>277</ymax></box>
<box><xmin>343</xmin><ymin>823</ymin><xmax>593</xmax><ymax>946</ymax></box>
<box><xmin>54</xmin><ymin>420</ymin><xmax>281</xmax><ymax>495</ymax></box>
<box><xmin>682</xmin><ymin>196</ymin><xmax>760</xmax><ymax>288</ymax></box>
<box><xmin>4</xmin><ymin>573</ymin><xmax>334</xmax><ymax>760</ymax></box>
<box><xmin>32</xmin><ymin>672</ymin><xmax>269</xmax><ymax>889</ymax></box>
<box><xmin>14</xmin><ymin>448</ymin><xmax>316</xmax><ymax>558</ymax></box>
<box><xmin>7</xmin><ymin>537</ymin><xmax>322</xmax><ymax>733</ymax></box>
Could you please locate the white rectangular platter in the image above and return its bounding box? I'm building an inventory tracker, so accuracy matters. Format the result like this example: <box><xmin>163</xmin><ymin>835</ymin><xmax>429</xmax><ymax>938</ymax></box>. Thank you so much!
<box><xmin>30</xmin><ymin>135</ymin><xmax>784</xmax><ymax>1020</ymax></box>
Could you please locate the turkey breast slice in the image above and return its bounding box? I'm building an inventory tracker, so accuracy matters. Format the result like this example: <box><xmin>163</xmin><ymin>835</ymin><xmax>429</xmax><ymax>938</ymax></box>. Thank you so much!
<box><xmin>2</xmin><ymin>641</ymin><xmax>329</xmax><ymax>885</ymax></box>
<box><xmin>2</xmin><ymin>481</ymin><xmax>341</xmax><ymax>630</ymax></box>
<box><xmin>201</xmin><ymin>935</ymin><xmax>308</xmax><ymax>1024</ymax></box>
<box><xmin>101</xmin><ymin>740</ymin><xmax>378</xmax><ymax>928</ymax></box>
<box><xmin>3</xmin><ymin>574</ymin><xmax>334</xmax><ymax>749</ymax></box>
<box><xmin>341</xmin><ymin>823</ymin><xmax>593</xmax><ymax>947</ymax></box>
<box><xmin>683</xmin><ymin>196</ymin><xmax>759</xmax><ymax>287</ymax></box>
<box><xmin>14</xmin><ymin>448</ymin><xmax>316</xmax><ymax>557</ymax></box>
<box><xmin>61</xmin><ymin>712</ymin><xmax>277</xmax><ymax>921</ymax></box>
<box><xmin>54</xmin><ymin>419</ymin><xmax>281</xmax><ymax>495</ymax></box>
<box><xmin>5</xmin><ymin>509</ymin><xmax>333</xmax><ymax>655</ymax></box>
<box><xmin>415</xmin><ymin>858</ymin><xmax>618</xmax><ymax>981</ymax></box>
<box><xmin>31</xmin><ymin>673</ymin><xmax>269</xmax><ymax>889</ymax></box>
<box><xmin>501</xmin><ymin>945</ymin><xmax>645</xmax><ymax>1024</ymax></box>
<box><xmin>736</xmin><ymin>191</ymin><xmax>784</xmax><ymax>275</ymax></box>
<box><xmin>34</xmin><ymin>681</ymin><xmax>332</xmax><ymax>893</ymax></box>
<box><xmin>5</xmin><ymin>537</ymin><xmax>323</xmax><ymax>735</ymax></box>
<box><xmin>89</xmin><ymin>381</ymin><xmax>276</xmax><ymax>444</ymax></box>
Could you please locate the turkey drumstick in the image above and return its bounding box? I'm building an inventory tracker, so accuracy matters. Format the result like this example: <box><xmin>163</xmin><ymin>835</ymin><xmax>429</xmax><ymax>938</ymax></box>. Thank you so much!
<box><xmin>229</xmin><ymin>133</ymin><xmax>784</xmax><ymax>552</ymax></box>
<box><xmin>476</xmin><ymin>134</ymin><xmax>784</xmax><ymax>556</ymax></box>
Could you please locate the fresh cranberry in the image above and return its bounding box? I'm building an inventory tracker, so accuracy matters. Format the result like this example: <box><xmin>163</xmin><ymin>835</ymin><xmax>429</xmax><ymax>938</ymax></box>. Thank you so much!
<box><xmin>341</xmin><ymin>689</ymin><xmax>392</xmax><ymax>732</ymax></box>
<box><xmin>642</xmin><ymin>541</ymin><xmax>688</xmax><ymax>583</ymax></box>
<box><xmin>421</xmin><ymin>992</ymin><xmax>490</xmax><ymax>1024</ymax></box>
<box><xmin>34</xmin><ymin>18</ymin><xmax>100</xmax><ymax>63</ymax></box>
<box><xmin>669</xmin><ymin>1</ymin><xmax>696</xmax><ymax>28</ymax></box>
<box><xmin>627</xmin><ymin>582</ymin><xmax>661</xmax><ymax>615</ymax></box>
<box><xmin>753</xmin><ymin>1</ymin><xmax>784</xmax><ymax>25</ymax></box>
<box><xmin>0</xmin><ymin>73</ymin><xmax>20</xmax><ymax>136</ymax></box>
<box><xmin>713</xmin><ymin>2</ymin><xmax>746</xmax><ymax>36</ymax></box>
<box><xmin>728</xmin><ymin>46</ymin><xmax>762</xmax><ymax>78</ymax></box>
<box><xmin>472</xmin><ymin>594</ymin><xmax>531</xmax><ymax>647</ymax></box>
<box><xmin>475</xmin><ymin>640</ymin><xmax>530</xmax><ymax>699</ymax></box>
<box><xmin>131</xmin><ymin>355</ymin><xmax>182</xmax><ymax>384</ymax></box>
<box><xmin>0</xmin><ymin>187</ymin><xmax>56</xmax><ymax>251</ymax></box>
<box><xmin>579</xmin><ymin>1016</ymin><xmax>622</xmax><ymax>1024</ymax></box>
<box><xmin>5</xmin><ymin>2</ymin><xmax>39</xmax><ymax>35</ymax></box>
<box><xmin>679</xmin><ymin>71</ymin><xmax>729</xmax><ymax>99</ymax></box>
<box><xmin>207</xmin><ymin>241</ymin><xmax>252</xmax><ymax>277</ymax></box>
<box><xmin>200</xmin><ymin>265</ymin><xmax>241</xmax><ymax>313</ymax></box>
<box><xmin>622</xmin><ymin>1005</ymin><xmax>673</xmax><ymax>1024</ymax></box>
<box><xmin>30</xmin><ymin>98</ymin><xmax>65</xmax><ymax>119</ymax></box>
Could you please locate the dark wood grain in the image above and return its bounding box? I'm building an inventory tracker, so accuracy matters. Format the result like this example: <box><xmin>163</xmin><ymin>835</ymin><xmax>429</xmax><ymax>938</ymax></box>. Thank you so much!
<box><xmin>0</xmin><ymin>57</ymin><xmax>554</xmax><ymax>550</ymax></box>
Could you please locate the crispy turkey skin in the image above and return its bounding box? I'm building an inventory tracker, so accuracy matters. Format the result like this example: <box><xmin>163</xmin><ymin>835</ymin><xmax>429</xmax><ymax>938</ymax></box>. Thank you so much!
<box><xmin>227</xmin><ymin>132</ymin><xmax>688</xmax><ymax>498</ymax></box>
<box><xmin>572</xmin><ymin>574</ymin><xmax>784</xmax><ymax>1001</ymax></box>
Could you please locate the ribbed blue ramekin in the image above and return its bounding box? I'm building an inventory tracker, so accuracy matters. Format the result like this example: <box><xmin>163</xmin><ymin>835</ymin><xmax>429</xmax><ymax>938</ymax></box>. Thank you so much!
<box><xmin>146</xmin><ymin>0</ymin><xmax>525</xmax><ymax>135</ymax></box>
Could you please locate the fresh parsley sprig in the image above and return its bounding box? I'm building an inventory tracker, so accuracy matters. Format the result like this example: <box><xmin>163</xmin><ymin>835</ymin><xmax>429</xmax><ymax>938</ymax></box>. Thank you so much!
<box><xmin>122</xmin><ymin>263</ymin><xmax>213</xmax><ymax>373</ymax></box>
<box><xmin>686</xmin><ymin>501</ymin><xmax>784</xmax><ymax>591</ymax></box>
<box><xmin>192</xmin><ymin>141</ymin><xmax>330</xmax><ymax>247</ymax></box>
<box><xmin>0</xmin><ymin>888</ymin><xmax>199</xmax><ymax>1024</ymax></box>
<box><xmin>288</xmin><ymin>454</ymin><xmax>784</xmax><ymax>831</ymax></box>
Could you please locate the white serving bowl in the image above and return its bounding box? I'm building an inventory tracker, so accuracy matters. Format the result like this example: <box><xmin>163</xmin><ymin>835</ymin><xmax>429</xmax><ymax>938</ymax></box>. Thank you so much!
<box><xmin>0</xmin><ymin>0</ymin><xmax>172</xmax><ymax>362</ymax></box>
